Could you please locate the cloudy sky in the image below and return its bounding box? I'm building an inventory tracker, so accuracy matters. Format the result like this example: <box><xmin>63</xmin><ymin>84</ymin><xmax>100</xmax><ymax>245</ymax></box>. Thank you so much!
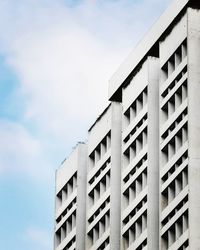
<box><xmin>0</xmin><ymin>0</ymin><xmax>172</xmax><ymax>249</ymax></box>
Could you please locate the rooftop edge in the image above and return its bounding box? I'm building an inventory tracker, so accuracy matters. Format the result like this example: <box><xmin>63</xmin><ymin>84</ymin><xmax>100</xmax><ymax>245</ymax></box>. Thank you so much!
<box><xmin>88</xmin><ymin>103</ymin><xmax>111</xmax><ymax>132</ymax></box>
<box><xmin>108</xmin><ymin>0</ymin><xmax>189</xmax><ymax>101</ymax></box>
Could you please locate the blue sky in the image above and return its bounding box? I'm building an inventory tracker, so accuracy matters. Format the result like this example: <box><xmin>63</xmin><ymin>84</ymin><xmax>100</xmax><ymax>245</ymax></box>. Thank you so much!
<box><xmin>0</xmin><ymin>0</ymin><xmax>171</xmax><ymax>249</ymax></box>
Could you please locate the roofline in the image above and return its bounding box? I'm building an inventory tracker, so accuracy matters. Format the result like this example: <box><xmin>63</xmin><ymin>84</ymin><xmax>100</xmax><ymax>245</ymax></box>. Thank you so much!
<box><xmin>108</xmin><ymin>0</ymin><xmax>189</xmax><ymax>101</ymax></box>
<box><xmin>58</xmin><ymin>142</ymin><xmax>86</xmax><ymax>169</ymax></box>
<box><xmin>88</xmin><ymin>103</ymin><xmax>111</xmax><ymax>132</ymax></box>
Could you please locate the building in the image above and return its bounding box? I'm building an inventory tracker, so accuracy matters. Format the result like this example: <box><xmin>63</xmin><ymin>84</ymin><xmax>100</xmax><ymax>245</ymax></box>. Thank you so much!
<box><xmin>86</xmin><ymin>103</ymin><xmax>122</xmax><ymax>250</ymax></box>
<box><xmin>54</xmin><ymin>143</ymin><xmax>87</xmax><ymax>250</ymax></box>
<box><xmin>54</xmin><ymin>0</ymin><xmax>200</xmax><ymax>249</ymax></box>
<box><xmin>121</xmin><ymin>57</ymin><xmax>159</xmax><ymax>250</ymax></box>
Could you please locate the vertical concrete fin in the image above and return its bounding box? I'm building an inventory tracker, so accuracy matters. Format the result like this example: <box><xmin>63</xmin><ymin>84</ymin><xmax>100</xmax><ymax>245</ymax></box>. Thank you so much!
<box><xmin>76</xmin><ymin>144</ymin><xmax>87</xmax><ymax>250</ymax></box>
<box><xmin>187</xmin><ymin>7</ymin><xmax>200</xmax><ymax>249</ymax></box>
<box><xmin>147</xmin><ymin>57</ymin><xmax>160</xmax><ymax>250</ymax></box>
<box><xmin>110</xmin><ymin>102</ymin><xmax>122</xmax><ymax>250</ymax></box>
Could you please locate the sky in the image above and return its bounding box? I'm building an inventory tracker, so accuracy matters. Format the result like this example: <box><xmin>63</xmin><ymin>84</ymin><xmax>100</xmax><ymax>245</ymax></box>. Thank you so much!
<box><xmin>0</xmin><ymin>0</ymin><xmax>172</xmax><ymax>249</ymax></box>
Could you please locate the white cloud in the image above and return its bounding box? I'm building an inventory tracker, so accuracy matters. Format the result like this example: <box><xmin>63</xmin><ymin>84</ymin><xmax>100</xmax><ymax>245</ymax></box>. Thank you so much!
<box><xmin>0</xmin><ymin>0</ymin><xmax>171</xmax><ymax>174</ymax></box>
<box><xmin>0</xmin><ymin>0</ymin><xmax>171</xmax><ymax>126</ymax></box>
<box><xmin>26</xmin><ymin>227</ymin><xmax>52</xmax><ymax>250</ymax></box>
<box><xmin>0</xmin><ymin>120</ymin><xmax>53</xmax><ymax>181</ymax></box>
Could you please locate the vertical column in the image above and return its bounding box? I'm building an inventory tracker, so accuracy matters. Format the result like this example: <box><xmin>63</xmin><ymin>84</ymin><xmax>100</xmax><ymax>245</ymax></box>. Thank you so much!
<box><xmin>147</xmin><ymin>57</ymin><xmax>159</xmax><ymax>250</ymax></box>
<box><xmin>187</xmin><ymin>7</ymin><xmax>200</xmax><ymax>249</ymax></box>
<box><xmin>110</xmin><ymin>101</ymin><xmax>122</xmax><ymax>250</ymax></box>
<box><xmin>76</xmin><ymin>144</ymin><xmax>87</xmax><ymax>250</ymax></box>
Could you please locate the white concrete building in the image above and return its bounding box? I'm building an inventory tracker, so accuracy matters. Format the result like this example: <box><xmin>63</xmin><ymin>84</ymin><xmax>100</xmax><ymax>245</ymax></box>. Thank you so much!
<box><xmin>54</xmin><ymin>0</ymin><xmax>200</xmax><ymax>249</ymax></box>
<box><xmin>121</xmin><ymin>57</ymin><xmax>159</xmax><ymax>250</ymax></box>
<box><xmin>159</xmin><ymin>6</ymin><xmax>200</xmax><ymax>250</ymax></box>
<box><xmin>54</xmin><ymin>143</ymin><xmax>87</xmax><ymax>250</ymax></box>
<box><xmin>86</xmin><ymin>102</ymin><xmax>122</xmax><ymax>250</ymax></box>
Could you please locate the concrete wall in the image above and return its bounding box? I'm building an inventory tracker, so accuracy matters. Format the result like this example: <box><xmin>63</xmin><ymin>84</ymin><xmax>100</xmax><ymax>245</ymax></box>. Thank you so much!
<box><xmin>56</xmin><ymin>145</ymin><xmax>79</xmax><ymax>194</ymax></box>
<box><xmin>121</xmin><ymin>57</ymin><xmax>159</xmax><ymax>250</ymax></box>
<box><xmin>86</xmin><ymin>102</ymin><xmax>122</xmax><ymax>250</ymax></box>
<box><xmin>86</xmin><ymin>105</ymin><xmax>112</xmax><ymax>250</ymax></box>
<box><xmin>110</xmin><ymin>101</ymin><xmax>122</xmax><ymax>250</ymax></box>
<box><xmin>54</xmin><ymin>143</ymin><xmax>87</xmax><ymax>250</ymax></box>
<box><xmin>76</xmin><ymin>144</ymin><xmax>87</xmax><ymax>250</ymax></box>
<box><xmin>88</xmin><ymin>105</ymin><xmax>111</xmax><ymax>155</ymax></box>
<box><xmin>123</xmin><ymin>62</ymin><xmax>148</xmax><ymax>112</ymax></box>
<box><xmin>147</xmin><ymin>57</ymin><xmax>160</xmax><ymax>250</ymax></box>
<box><xmin>160</xmin><ymin>12</ymin><xmax>187</xmax><ymax>67</ymax></box>
<box><xmin>159</xmin><ymin>10</ymin><xmax>189</xmax><ymax>249</ymax></box>
<box><xmin>188</xmin><ymin>7</ymin><xmax>200</xmax><ymax>249</ymax></box>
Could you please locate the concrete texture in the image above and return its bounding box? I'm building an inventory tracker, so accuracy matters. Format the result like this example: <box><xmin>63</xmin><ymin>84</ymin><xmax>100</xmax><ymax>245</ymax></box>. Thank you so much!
<box><xmin>54</xmin><ymin>143</ymin><xmax>87</xmax><ymax>250</ymax></box>
<box><xmin>188</xmin><ymin>7</ymin><xmax>200</xmax><ymax>249</ymax></box>
<box><xmin>110</xmin><ymin>102</ymin><xmax>122</xmax><ymax>250</ymax></box>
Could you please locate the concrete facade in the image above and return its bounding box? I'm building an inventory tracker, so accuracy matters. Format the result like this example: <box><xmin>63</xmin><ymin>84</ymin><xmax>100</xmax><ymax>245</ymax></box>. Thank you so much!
<box><xmin>121</xmin><ymin>57</ymin><xmax>159</xmax><ymax>250</ymax></box>
<box><xmin>54</xmin><ymin>0</ymin><xmax>200</xmax><ymax>249</ymax></box>
<box><xmin>187</xmin><ymin>7</ymin><xmax>200</xmax><ymax>249</ymax></box>
<box><xmin>86</xmin><ymin>103</ymin><xmax>122</xmax><ymax>250</ymax></box>
<box><xmin>86</xmin><ymin>105</ymin><xmax>112</xmax><ymax>250</ymax></box>
<box><xmin>159</xmin><ymin>11</ymin><xmax>189</xmax><ymax>250</ymax></box>
<box><xmin>54</xmin><ymin>143</ymin><xmax>87</xmax><ymax>250</ymax></box>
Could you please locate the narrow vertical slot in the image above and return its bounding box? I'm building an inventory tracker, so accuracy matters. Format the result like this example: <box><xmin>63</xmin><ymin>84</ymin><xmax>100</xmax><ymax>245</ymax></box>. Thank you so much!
<box><xmin>105</xmin><ymin>212</ymin><xmax>110</xmax><ymax>230</ymax></box>
<box><xmin>101</xmin><ymin>139</ymin><xmax>106</xmax><ymax>158</ymax></box>
<box><xmin>168</xmin><ymin>96</ymin><xmax>175</xmax><ymax>117</ymax></box>
<box><xmin>94</xmin><ymin>185</ymin><xmax>100</xmax><ymax>203</ymax></box>
<box><xmin>161</xmin><ymin>63</ymin><xmax>168</xmax><ymax>83</ymax></box>
<box><xmin>130</xmin><ymin>104</ymin><xmax>136</xmax><ymax>122</ymax></box>
<box><xmin>95</xmin><ymin>146</ymin><xmax>101</xmax><ymax>165</ymax></box>
<box><xmin>62</xmin><ymin>186</ymin><xmax>67</xmax><ymax>203</ymax></box>
<box><xmin>181</xmin><ymin>41</ymin><xmax>187</xmax><ymax>59</ymax></box>
<box><xmin>106</xmin><ymin>133</ymin><xmax>111</xmax><ymax>151</ymax></box>
<box><xmin>124</xmin><ymin>108</ymin><xmax>130</xmax><ymax>128</ymax></box>
<box><xmin>89</xmin><ymin>153</ymin><xmax>95</xmax><ymax>170</ymax></box>
<box><xmin>106</xmin><ymin>173</ymin><xmax>110</xmax><ymax>190</ymax></box>
<box><xmin>99</xmin><ymin>219</ymin><xmax>105</xmax><ymax>237</ymax></box>
<box><xmin>129</xmin><ymin>226</ymin><xmax>135</xmax><ymax>246</ymax></box>
<box><xmin>175</xmin><ymin>175</ymin><xmax>182</xmax><ymax>196</ymax></box>
<box><xmin>175</xmin><ymin>91</ymin><xmax>182</xmax><ymax>110</ymax></box>
<box><xmin>135</xmin><ymin>219</ymin><xmax>142</xmax><ymax>238</ymax></box>
<box><xmin>136</xmin><ymin>178</ymin><xmax>142</xmax><ymax>196</ymax></box>
<box><xmin>56</xmin><ymin>192</ymin><xmax>62</xmax><ymax>210</ymax></box>
<box><xmin>136</xmin><ymin>96</ymin><xmax>143</xmax><ymax>115</ymax></box>
<box><xmin>182</xmin><ymin>82</ymin><xmax>187</xmax><ymax>101</ymax></box>
<box><xmin>168</xmin><ymin>226</ymin><xmax>175</xmax><ymax>247</ymax></box>
<box><xmin>67</xmin><ymin>180</ymin><xmax>73</xmax><ymax>197</ymax></box>
<box><xmin>72</xmin><ymin>212</ymin><xmax>76</xmax><ymax>229</ymax></box>
<box><xmin>175</xmin><ymin>47</ymin><xmax>181</xmax><ymax>68</ymax></box>
<box><xmin>182</xmin><ymin>212</ymin><xmax>188</xmax><ymax>232</ymax></box>
<box><xmin>136</xmin><ymin>136</ymin><xmax>142</xmax><ymax>155</ymax></box>
<box><xmin>175</xmin><ymin>220</ymin><xmax>182</xmax><ymax>240</ymax></box>
<box><xmin>168</xmin><ymin>55</ymin><xmax>175</xmax><ymax>76</ymax></box>
<box><xmin>129</xmin><ymin>185</ymin><xmax>135</xmax><ymax>204</ymax></box>
<box><xmin>168</xmin><ymin>182</ymin><xmax>175</xmax><ymax>204</ymax></box>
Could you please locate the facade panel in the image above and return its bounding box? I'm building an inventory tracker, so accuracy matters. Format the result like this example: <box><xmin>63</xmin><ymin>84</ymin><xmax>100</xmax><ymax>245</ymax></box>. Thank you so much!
<box><xmin>86</xmin><ymin>105</ymin><xmax>112</xmax><ymax>250</ymax></box>
<box><xmin>54</xmin><ymin>143</ymin><xmax>87</xmax><ymax>250</ymax></box>
<box><xmin>121</xmin><ymin>57</ymin><xmax>159</xmax><ymax>250</ymax></box>
<box><xmin>86</xmin><ymin>103</ymin><xmax>122</xmax><ymax>250</ymax></box>
<box><xmin>187</xmin><ymin>7</ymin><xmax>200</xmax><ymax>249</ymax></box>
<box><xmin>159</xmin><ymin>13</ymin><xmax>189</xmax><ymax>250</ymax></box>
